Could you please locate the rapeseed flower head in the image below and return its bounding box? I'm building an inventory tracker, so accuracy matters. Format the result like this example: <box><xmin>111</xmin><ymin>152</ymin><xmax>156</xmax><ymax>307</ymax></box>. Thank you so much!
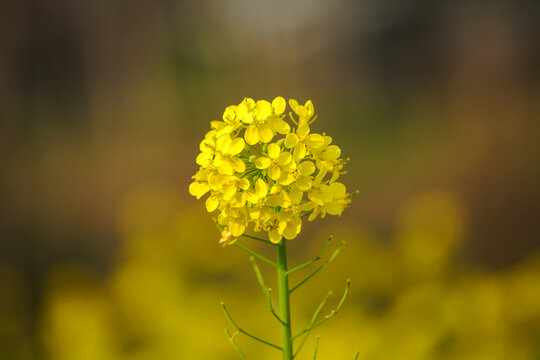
<box><xmin>189</xmin><ymin>97</ymin><xmax>353</xmax><ymax>244</ymax></box>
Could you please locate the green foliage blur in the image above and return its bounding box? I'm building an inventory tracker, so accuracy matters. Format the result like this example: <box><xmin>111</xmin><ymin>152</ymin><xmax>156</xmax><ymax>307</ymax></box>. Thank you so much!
<box><xmin>1</xmin><ymin>1</ymin><xmax>539</xmax><ymax>359</ymax></box>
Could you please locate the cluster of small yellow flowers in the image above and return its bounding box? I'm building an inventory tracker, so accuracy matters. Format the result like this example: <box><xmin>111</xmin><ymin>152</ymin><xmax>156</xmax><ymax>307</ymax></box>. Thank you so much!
<box><xmin>189</xmin><ymin>97</ymin><xmax>353</xmax><ymax>244</ymax></box>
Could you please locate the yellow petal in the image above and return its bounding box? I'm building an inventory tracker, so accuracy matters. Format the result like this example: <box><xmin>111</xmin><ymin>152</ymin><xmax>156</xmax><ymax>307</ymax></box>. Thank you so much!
<box><xmin>268</xmin><ymin>165</ymin><xmax>281</xmax><ymax>180</ymax></box>
<box><xmin>322</xmin><ymin>145</ymin><xmax>341</xmax><ymax>161</ymax></box>
<box><xmin>266</xmin><ymin>193</ymin><xmax>284</xmax><ymax>207</ymax></box>
<box><xmin>281</xmin><ymin>192</ymin><xmax>291</xmax><ymax>208</ymax></box>
<box><xmin>283</xmin><ymin>223</ymin><xmax>299</xmax><ymax>240</ymax></box>
<box><xmin>282</xmin><ymin>159</ymin><xmax>297</xmax><ymax>172</ymax></box>
<box><xmin>199</xmin><ymin>137</ymin><xmax>213</xmax><ymax>152</ymax></box>
<box><xmin>255</xmin><ymin>100</ymin><xmax>271</xmax><ymax>119</ymax></box>
<box><xmin>255</xmin><ymin>157</ymin><xmax>272</xmax><ymax>169</ymax></box>
<box><xmin>308</xmin><ymin>189</ymin><xmax>325</xmax><ymax>206</ymax></box>
<box><xmin>288</xmin><ymin>99</ymin><xmax>299</xmax><ymax>112</ymax></box>
<box><xmin>289</xmin><ymin>186</ymin><xmax>303</xmax><ymax>204</ymax></box>
<box><xmin>269</xmin><ymin>229</ymin><xmax>282</xmax><ymax>244</ymax></box>
<box><xmin>238</xmin><ymin>178</ymin><xmax>250</xmax><ymax>190</ymax></box>
<box><xmin>323</xmin><ymin>135</ymin><xmax>332</xmax><ymax>146</ymax></box>
<box><xmin>222</xmin><ymin>105</ymin><xmax>237</xmax><ymax>122</ymax></box>
<box><xmin>216</xmin><ymin>134</ymin><xmax>231</xmax><ymax>152</ymax></box>
<box><xmin>308</xmin><ymin>209</ymin><xmax>319</xmax><ymax>221</ymax></box>
<box><xmin>242</xmin><ymin>112</ymin><xmax>254</xmax><ymax>124</ymax></box>
<box><xmin>278</xmin><ymin>220</ymin><xmax>287</xmax><ymax>234</ymax></box>
<box><xmin>189</xmin><ymin>182</ymin><xmax>210</xmax><ymax>199</ymax></box>
<box><xmin>217</xmin><ymin>212</ymin><xmax>228</xmax><ymax>225</ymax></box>
<box><xmin>267</xmin><ymin>143</ymin><xmax>281</xmax><ymax>159</ymax></box>
<box><xmin>231</xmin><ymin>192</ymin><xmax>246</xmax><ymax>207</ymax></box>
<box><xmin>219</xmin><ymin>229</ymin><xmax>234</xmax><ymax>246</ymax></box>
<box><xmin>305</xmin><ymin>100</ymin><xmax>314</xmax><ymax>117</ymax></box>
<box><xmin>284</xmin><ymin>133</ymin><xmax>298</xmax><ymax>148</ymax></box>
<box><xmin>296</xmin><ymin>176</ymin><xmax>313</xmax><ymax>191</ymax></box>
<box><xmin>293</xmin><ymin>143</ymin><xmax>306</xmax><ymax>161</ymax></box>
<box><xmin>270</xmin><ymin>185</ymin><xmax>281</xmax><ymax>195</ymax></box>
<box><xmin>272</xmin><ymin>97</ymin><xmax>286</xmax><ymax>114</ymax></box>
<box><xmin>297</xmin><ymin>123</ymin><xmax>310</xmax><ymax>137</ymax></box>
<box><xmin>216</xmin><ymin>125</ymin><xmax>234</xmax><ymax>138</ymax></box>
<box><xmin>223</xmin><ymin>185</ymin><xmax>237</xmax><ymax>201</ymax></box>
<box><xmin>208</xmin><ymin>173</ymin><xmax>228</xmax><ymax>189</ymax></box>
<box><xmin>205</xmin><ymin>196</ymin><xmax>219</xmax><ymax>212</ymax></box>
<box><xmin>246</xmin><ymin>190</ymin><xmax>259</xmax><ymax>204</ymax></box>
<box><xmin>278</xmin><ymin>172</ymin><xmax>295</xmax><ymax>186</ymax></box>
<box><xmin>329</xmin><ymin>182</ymin><xmax>346</xmax><ymax>199</ymax></box>
<box><xmin>308</xmin><ymin>134</ymin><xmax>325</xmax><ymax>148</ymax></box>
<box><xmin>227</xmin><ymin>138</ymin><xmax>245</xmax><ymax>155</ymax></box>
<box><xmin>230</xmin><ymin>157</ymin><xmax>246</xmax><ymax>173</ymax></box>
<box><xmin>242</xmin><ymin>97</ymin><xmax>255</xmax><ymax>108</ymax></box>
<box><xmin>314</xmin><ymin>167</ymin><xmax>327</xmax><ymax>185</ymax></box>
<box><xmin>245</xmin><ymin>125</ymin><xmax>259</xmax><ymax>145</ymax></box>
<box><xmin>237</xmin><ymin>102</ymin><xmax>254</xmax><ymax>124</ymax></box>
<box><xmin>320</xmin><ymin>184</ymin><xmax>333</xmax><ymax>203</ymax></box>
<box><xmin>325</xmin><ymin>200</ymin><xmax>342</xmax><ymax>215</ymax></box>
<box><xmin>255</xmin><ymin>178</ymin><xmax>268</xmax><ymax>198</ymax></box>
<box><xmin>213</xmin><ymin>153</ymin><xmax>223</xmax><ymax>166</ymax></box>
<box><xmin>272</xmin><ymin>118</ymin><xmax>290</xmax><ymax>134</ymax></box>
<box><xmin>217</xmin><ymin>160</ymin><xmax>233</xmax><ymax>175</ymax></box>
<box><xmin>298</xmin><ymin>161</ymin><xmax>315</xmax><ymax>176</ymax></box>
<box><xmin>229</xmin><ymin>221</ymin><xmax>245</xmax><ymax>237</ymax></box>
<box><xmin>258</xmin><ymin>125</ymin><xmax>274</xmax><ymax>143</ymax></box>
<box><xmin>330</xmin><ymin>168</ymin><xmax>341</xmax><ymax>183</ymax></box>
<box><xmin>250</xmin><ymin>207</ymin><xmax>261</xmax><ymax>219</ymax></box>
<box><xmin>276</xmin><ymin>152</ymin><xmax>291</xmax><ymax>166</ymax></box>
<box><xmin>196</xmin><ymin>152</ymin><xmax>212</xmax><ymax>166</ymax></box>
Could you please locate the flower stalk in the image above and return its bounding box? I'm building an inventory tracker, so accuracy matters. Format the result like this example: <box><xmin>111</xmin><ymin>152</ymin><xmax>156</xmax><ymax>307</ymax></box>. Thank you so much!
<box><xmin>191</xmin><ymin>98</ymin><xmax>357</xmax><ymax>358</ymax></box>
<box><xmin>276</xmin><ymin>238</ymin><xmax>294</xmax><ymax>360</ymax></box>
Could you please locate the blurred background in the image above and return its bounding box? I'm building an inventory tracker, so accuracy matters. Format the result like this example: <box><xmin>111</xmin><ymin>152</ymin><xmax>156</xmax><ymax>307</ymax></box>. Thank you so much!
<box><xmin>1</xmin><ymin>0</ymin><xmax>540</xmax><ymax>359</ymax></box>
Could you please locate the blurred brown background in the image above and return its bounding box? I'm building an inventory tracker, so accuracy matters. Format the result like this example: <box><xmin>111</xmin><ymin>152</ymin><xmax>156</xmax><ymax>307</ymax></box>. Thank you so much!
<box><xmin>1</xmin><ymin>0</ymin><xmax>539</xmax><ymax>359</ymax></box>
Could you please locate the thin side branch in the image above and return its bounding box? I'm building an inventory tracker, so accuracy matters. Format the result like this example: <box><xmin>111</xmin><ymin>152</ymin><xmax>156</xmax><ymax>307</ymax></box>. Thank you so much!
<box><xmin>234</xmin><ymin>243</ymin><xmax>277</xmax><ymax>268</ymax></box>
<box><xmin>286</xmin><ymin>256</ymin><xmax>320</xmax><ymax>275</ymax></box>
<box><xmin>290</xmin><ymin>241</ymin><xmax>345</xmax><ymax>293</ymax></box>
<box><xmin>290</xmin><ymin>263</ymin><xmax>325</xmax><ymax>293</ymax></box>
<box><xmin>221</xmin><ymin>302</ymin><xmax>282</xmax><ymax>351</ymax></box>
<box><xmin>242</xmin><ymin>233</ymin><xmax>275</xmax><ymax>245</ymax></box>
<box><xmin>249</xmin><ymin>256</ymin><xmax>284</xmax><ymax>324</ymax></box>
<box><xmin>328</xmin><ymin>240</ymin><xmax>345</xmax><ymax>263</ymax></box>
<box><xmin>213</xmin><ymin>218</ymin><xmax>224</xmax><ymax>232</ymax></box>
<box><xmin>291</xmin><ymin>279</ymin><xmax>351</xmax><ymax>341</ymax></box>
<box><xmin>313</xmin><ymin>336</ymin><xmax>320</xmax><ymax>360</ymax></box>
<box><xmin>293</xmin><ymin>291</ymin><xmax>333</xmax><ymax>358</ymax></box>
<box><xmin>287</xmin><ymin>236</ymin><xmax>332</xmax><ymax>275</ymax></box>
<box><xmin>267</xmin><ymin>288</ymin><xmax>286</xmax><ymax>325</ymax></box>
<box><xmin>224</xmin><ymin>329</ymin><xmax>246</xmax><ymax>360</ymax></box>
<box><xmin>249</xmin><ymin>257</ymin><xmax>279</xmax><ymax>308</ymax></box>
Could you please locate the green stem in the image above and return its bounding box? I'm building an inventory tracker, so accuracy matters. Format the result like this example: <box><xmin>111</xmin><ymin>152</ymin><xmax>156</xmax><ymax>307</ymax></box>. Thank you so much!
<box><xmin>276</xmin><ymin>239</ymin><xmax>293</xmax><ymax>360</ymax></box>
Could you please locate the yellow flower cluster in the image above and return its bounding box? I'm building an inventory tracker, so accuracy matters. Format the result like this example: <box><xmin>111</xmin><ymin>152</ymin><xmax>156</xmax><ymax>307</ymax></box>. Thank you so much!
<box><xmin>189</xmin><ymin>97</ymin><xmax>352</xmax><ymax>244</ymax></box>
